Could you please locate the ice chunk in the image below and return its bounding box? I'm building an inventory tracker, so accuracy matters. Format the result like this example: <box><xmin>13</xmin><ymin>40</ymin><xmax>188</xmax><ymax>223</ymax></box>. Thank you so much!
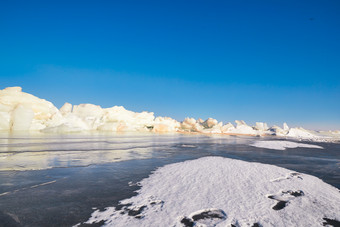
<box><xmin>283</xmin><ymin>122</ymin><xmax>289</xmax><ymax>131</ymax></box>
<box><xmin>180</xmin><ymin>118</ymin><xmax>204</xmax><ymax>132</ymax></box>
<box><xmin>331</xmin><ymin>130</ymin><xmax>340</xmax><ymax>135</ymax></box>
<box><xmin>202</xmin><ymin>118</ymin><xmax>218</xmax><ymax>128</ymax></box>
<box><xmin>181</xmin><ymin>118</ymin><xmax>196</xmax><ymax>130</ymax></box>
<box><xmin>152</xmin><ymin>117</ymin><xmax>180</xmax><ymax>132</ymax></box>
<box><xmin>201</xmin><ymin>121</ymin><xmax>223</xmax><ymax>134</ymax></box>
<box><xmin>102</xmin><ymin>106</ymin><xmax>155</xmax><ymax>131</ymax></box>
<box><xmin>73</xmin><ymin>104</ymin><xmax>103</xmax><ymax>119</ymax></box>
<box><xmin>235</xmin><ymin>120</ymin><xmax>246</xmax><ymax>126</ymax></box>
<box><xmin>71</xmin><ymin>104</ymin><xmax>104</xmax><ymax>130</ymax></box>
<box><xmin>286</xmin><ymin>127</ymin><xmax>319</xmax><ymax>139</ymax></box>
<box><xmin>255</xmin><ymin>122</ymin><xmax>269</xmax><ymax>131</ymax></box>
<box><xmin>220</xmin><ymin>122</ymin><xmax>235</xmax><ymax>133</ymax></box>
<box><xmin>4</xmin><ymin>86</ymin><xmax>22</xmax><ymax>92</ymax></box>
<box><xmin>0</xmin><ymin>104</ymin><xmax>11</xmax><ymax>130</ymax></box>
<box><xmin>11</xmin><ymin>104</ymin><xmax>34</xmax><ymax>131</ymax></box>
<box><xmin>60</xmin><ymin>102</ymin><xmax>72</xmax><ymax>115</ymax></box>
<box><xmin>269</xmin><ymin>125</ymin><xmax>287</xmax><ymax>136</ymax></box>
<box><xmin>230</xmin><ymin>120</ymin><xmax>258</xmax><ymax>135</ymax></box>
<box><xmin>0</xmin><ymin>86</ymin><xmax>60</xmax><ymax>131</ymax></box>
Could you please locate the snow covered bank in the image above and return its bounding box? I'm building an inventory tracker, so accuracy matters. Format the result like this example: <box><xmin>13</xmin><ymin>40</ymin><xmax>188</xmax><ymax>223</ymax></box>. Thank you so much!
<box><xmin>1</xmin><ymin>87</ymin><xmax>339</xmax><ymax>142</ymax></box>
<box><xmin>82</xmin><ymin>157</ymin><xmax>340</xmax><ymax>227</ymax></box>
<box><xmin>250</xmin><ymin>140</ymin><xmax>324</xmax><ymax>150</ymax></box>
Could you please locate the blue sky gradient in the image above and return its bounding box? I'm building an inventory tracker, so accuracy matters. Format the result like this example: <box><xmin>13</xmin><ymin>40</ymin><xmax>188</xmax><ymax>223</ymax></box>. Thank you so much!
<box><xmin>1</xmin><ymin>0</ymin><xmax>339</xmax><ymax>129</ymax></box>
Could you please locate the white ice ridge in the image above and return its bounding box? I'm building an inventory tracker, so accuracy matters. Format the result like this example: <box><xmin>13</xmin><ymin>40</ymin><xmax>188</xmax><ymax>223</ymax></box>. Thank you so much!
<box><xmin>82</xmin><ymin>157</ymin><xmax>340</xmax><ymax>227</ymax></box>
<box><xmin>250</xmin><ymin>140</ymin><xmax>324</xmax><ymax>150</ymax></box>
<box><xmin>0</xmin><ymin>87</ymin><xmax>339</xmax><ymax>141</ymax></box>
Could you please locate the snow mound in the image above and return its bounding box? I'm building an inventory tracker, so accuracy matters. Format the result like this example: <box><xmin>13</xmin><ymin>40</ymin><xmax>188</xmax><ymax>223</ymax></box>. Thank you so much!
<box><xmin>82</xmin><ymin>157</ymin><xmax>340</xmax><ymax>227</ymax></box>
<box><xmin>250</xmin><ymin>140</ymin><xmax>324</xmax><ymax>150</ymax></box>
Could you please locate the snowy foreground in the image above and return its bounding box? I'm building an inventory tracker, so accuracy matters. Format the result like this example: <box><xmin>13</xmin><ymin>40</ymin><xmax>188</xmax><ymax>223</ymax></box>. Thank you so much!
<box><xmin>81</xmin><ymin>157</ymin><xmax>340</xmax><ymax>227</ymax></box>
<box><xmin>0</xmin><ymin>87</ymin><xmax>339</xmax><ymax>142</ymax></box>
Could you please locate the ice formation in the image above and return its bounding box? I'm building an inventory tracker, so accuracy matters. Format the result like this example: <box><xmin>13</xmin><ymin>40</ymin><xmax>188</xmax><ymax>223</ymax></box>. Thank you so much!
<box><xmin>0</xmin><ymin>87</ymin><xmax>61</xmax><ymax>131</ymax></box>
<box><xmin>0</xmin><ymin>87</ymin><xmax>339</xmax><ymax>142</ymax></box>
<box><xmin>82</xmin><ymin>157</ymin><xmax>340</xmax><ymax>227</ymax></box>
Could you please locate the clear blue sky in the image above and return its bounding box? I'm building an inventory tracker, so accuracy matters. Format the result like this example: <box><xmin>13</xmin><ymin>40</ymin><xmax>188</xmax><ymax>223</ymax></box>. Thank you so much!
<box><xmin>1</xmin><ymin>0</ymin><xmax>339</xmax><ymax>130</ymax></box>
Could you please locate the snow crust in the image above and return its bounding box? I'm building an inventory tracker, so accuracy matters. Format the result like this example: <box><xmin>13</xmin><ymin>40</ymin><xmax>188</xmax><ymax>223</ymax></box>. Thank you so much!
<box><xmin>1</xmin><ymin>87</ymin><xmax>339</xmax><ymax>142</ymax></box>
<box><xmin>83</xmin><ymin>157</ymin><xmax>340</xmax><ymax>227</ymax></box>
<box><xmin>250</xmin><ymin>140</ymin><xmax>324</xmax><ymax>150</ymax></box>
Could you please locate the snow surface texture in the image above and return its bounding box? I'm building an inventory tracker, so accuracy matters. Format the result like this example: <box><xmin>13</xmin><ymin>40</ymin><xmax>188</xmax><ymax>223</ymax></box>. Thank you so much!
<box><xmin>1</xmin><ymin>87</ymin><xmax>339</xmax><ymax>142</ymax></box>
<box><xmin>250</xmin><ymin>140</ymin><xmax>324</xmax><ymax>150</ymax></box>
<box><xmin>83</xmin><ymin>157</ymin><xmax>340</xmax><ymax>227</ymax></box>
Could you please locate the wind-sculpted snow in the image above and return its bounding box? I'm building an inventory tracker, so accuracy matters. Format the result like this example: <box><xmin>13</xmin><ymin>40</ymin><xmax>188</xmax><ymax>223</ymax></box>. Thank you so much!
<box><xmin>0</xmin><ymin>87</ymin><xmax>339</xmax><ymax>142</ymax></box>
<box><xmin>81</xmin><ymin>157</ymin><xmax>340</xmax><ymax>227</ymax></box>
<box><xmin>250</xmin><ymin>140</ymin><xmax>324</xmax><ymax>150</ymax></box>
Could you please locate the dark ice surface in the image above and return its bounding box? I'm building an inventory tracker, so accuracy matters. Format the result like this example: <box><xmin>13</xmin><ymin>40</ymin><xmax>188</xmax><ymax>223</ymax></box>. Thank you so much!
<box><xmin>0</xmin><ymin>133</ymin><xmax>339</xmax><ymax>226</ymax></box>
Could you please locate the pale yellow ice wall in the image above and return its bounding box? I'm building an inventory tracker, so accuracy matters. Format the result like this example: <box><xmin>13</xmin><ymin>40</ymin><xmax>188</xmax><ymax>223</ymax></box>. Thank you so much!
<box><xmin>0</xmin><ymin>87</ymin><xmax>339</xmax><ymax>141</ymax></box>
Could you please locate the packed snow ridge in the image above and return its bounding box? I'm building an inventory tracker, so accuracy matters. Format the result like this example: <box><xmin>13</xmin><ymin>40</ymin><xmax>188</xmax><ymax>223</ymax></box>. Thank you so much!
<box><xmin>250</xmin><ymin>140</ymin><xmax>324</xmax><ymax>150</ymax></box>
<box><xmin>0</xmin><ymin>87</ymin><xmax>339</xmax><ymax>141</ymax></box>
<box><xmin>81</xmin><ymin>157</ymin><xmax>340</xmax><ymax>227</ymax></box>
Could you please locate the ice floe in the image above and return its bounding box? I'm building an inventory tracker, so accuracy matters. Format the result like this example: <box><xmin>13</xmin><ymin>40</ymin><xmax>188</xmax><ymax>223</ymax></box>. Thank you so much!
<box><xmin>250</xmin><ymin>140</ymin><xmax>324</xmax><ymax>150</ymax></box>
<box><xmin>82</xmin><ymin>157</ymin><xmax>340</xmax><ymax>227</ymax></box>
<box><xmin>0</xmin><ymin>87</ymin><xmax>339</xmax><ymax>142</ymax></box>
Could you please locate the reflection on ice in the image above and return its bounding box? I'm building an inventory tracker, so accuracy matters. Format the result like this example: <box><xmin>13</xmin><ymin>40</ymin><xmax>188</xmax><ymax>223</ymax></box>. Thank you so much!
<box><xmin>0</xmin><ymin>133</ymin><xmax>258</xmax><ymax>171</ymax></box>
<box><xmin>0</xmin><ymin>134</ymin><xmax>174</xmax><ymax>171</ymax></box>
<box><xmin>1</xmin><ymin>133</ymin><xmax>245</xmax><ymax>171</ymax></box>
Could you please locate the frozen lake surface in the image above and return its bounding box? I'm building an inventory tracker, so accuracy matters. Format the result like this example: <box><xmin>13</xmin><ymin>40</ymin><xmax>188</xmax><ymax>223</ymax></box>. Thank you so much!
<box><xmin>0</xmin><ymin>133</ymin><xmax>339</xmax><ymax>226</ymax></box>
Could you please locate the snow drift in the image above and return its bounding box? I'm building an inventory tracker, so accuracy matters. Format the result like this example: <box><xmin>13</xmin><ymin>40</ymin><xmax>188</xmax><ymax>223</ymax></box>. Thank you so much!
<box><xmin>250</xmin><ymin>140</ymin><xmax>324</xmax><ymax>150</ymax></box>
<box><xmin>82</xmin><ymin>157</ymin><xmax>340</xmax><ymax>227</ymax></box>
<box><xmin>0</xmin><ymin>87</ymin><xmax>339</xmax><ymax>142</ymax></box>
